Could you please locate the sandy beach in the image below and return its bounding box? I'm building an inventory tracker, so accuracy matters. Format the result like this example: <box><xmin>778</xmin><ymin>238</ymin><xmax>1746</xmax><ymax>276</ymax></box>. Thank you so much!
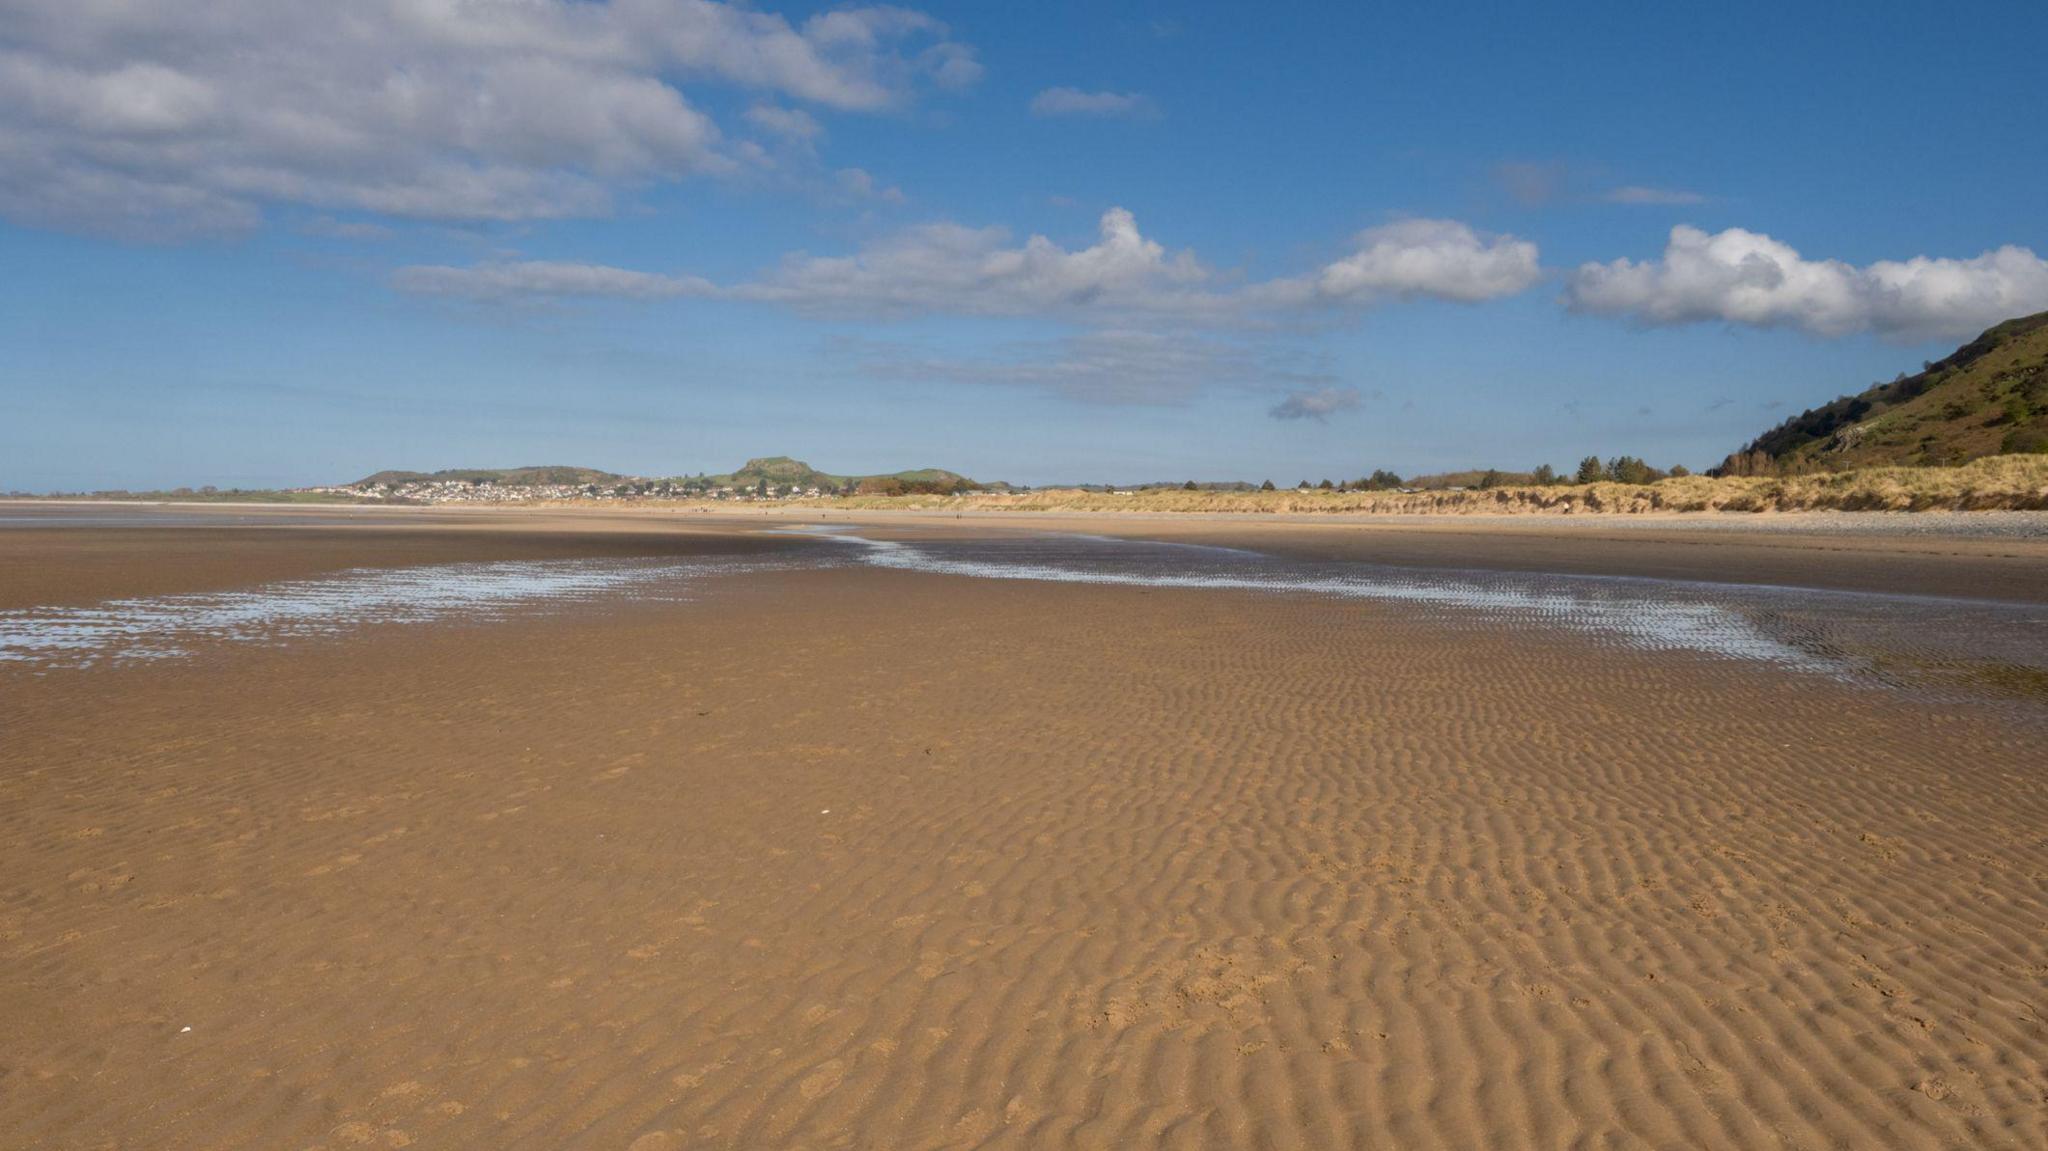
<box><xmin>3</xmin><ymin>505</ymin><xmax>2045</xmax><ymax>1149</ymax></box>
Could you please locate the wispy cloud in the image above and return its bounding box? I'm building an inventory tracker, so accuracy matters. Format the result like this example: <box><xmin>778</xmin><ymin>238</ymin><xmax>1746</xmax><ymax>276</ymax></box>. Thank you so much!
<box><xmin>745</xmin><ymin>104</ymin><xmax>824</xmax><ymax>142</ymax></box>
<box><xmin>394</xmin><ymin>208</ymin><xmax>1545</xmax><ymax>320</ymax></box>
<box><xmin>833</xmin><ymin>167</ymin><xmax>905</xmax><ymax>204</ymax></box>
<box><xmin>299</xmin><ymin>216</ymin><xmax>392</xmax><ymax>241</ymax></box>
<box><xmin>833</xmin><ymin>329</ymin><xmax>1337</xmax><ymax>406</ymax></box>
<box><xmin>1269</xmin><ymin>387</ymin><xmax>1364</xmax><ymax>422</ymax></box>
<box><xmin>1029</xmin><ymin>88</ymin><xmax>1160</xmax><ymax>119</ymax></box>
<box><xmin>390</xmin><ymin>261</ymin><xmax>715</xmax><ymax>302</ymax></box>
<box><xmin>1602</xmin><ymin>185</ymin><xmax>1708</xmax><ymax>206</ymax></box>
<box><xmin>1497</xmin><ymin>162</ymin><xmax>1708</xmax><ymax>209</ymax></box>
<box><xmin>1494</xmin><ymin>161</ymin><xmax>1569</xmax><ymax>207</ymax></box>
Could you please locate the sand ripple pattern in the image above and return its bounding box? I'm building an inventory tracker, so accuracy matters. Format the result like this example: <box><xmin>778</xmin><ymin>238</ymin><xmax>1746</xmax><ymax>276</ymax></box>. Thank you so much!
<box><xmin>0</xmin><ymin>557</ymin><xmax>773</xmax><ymax>668</ymax></box>
<box><xmin>4</xmin><ymin>565</ymin><xmax>2046</xmax><ymax>1148</ymax></box>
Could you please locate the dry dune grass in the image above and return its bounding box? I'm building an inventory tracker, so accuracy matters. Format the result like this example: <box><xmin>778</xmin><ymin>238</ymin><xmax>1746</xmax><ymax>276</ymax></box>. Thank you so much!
<box><xmin>807</xmin><ymin>454</ymin><xmax>2048</xmax><ymax>515</ymax></box>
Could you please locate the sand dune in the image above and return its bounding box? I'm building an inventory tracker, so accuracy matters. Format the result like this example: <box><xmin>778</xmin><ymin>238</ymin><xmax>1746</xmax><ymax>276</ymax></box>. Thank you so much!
<box><xmin>2</xmin><ymin>515</ymin><xmax>2044</xmax><ymax>1148</ymax></box>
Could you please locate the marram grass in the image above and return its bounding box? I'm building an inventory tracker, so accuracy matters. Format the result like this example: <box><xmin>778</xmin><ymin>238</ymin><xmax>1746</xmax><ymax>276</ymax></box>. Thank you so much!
<box><xmin>798</xmin><ymin>455</ymin><xmax>2048</xmax><ymax>515</ymax></box>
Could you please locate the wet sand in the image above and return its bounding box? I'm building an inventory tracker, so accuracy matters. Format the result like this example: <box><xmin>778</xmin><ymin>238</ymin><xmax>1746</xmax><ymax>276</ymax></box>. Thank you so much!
<box><xmin>3</xmin><ymin>507</ymin><xmax>2045</xmax><ymax>1148</ymax></box>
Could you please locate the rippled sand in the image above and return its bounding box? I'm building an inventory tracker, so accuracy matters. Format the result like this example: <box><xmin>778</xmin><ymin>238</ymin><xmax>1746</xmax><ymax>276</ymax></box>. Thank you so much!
<box><xmin>2</xmin><ymin>511</ymin><xmax>2044</xmax><ymax>1149</ymax></box>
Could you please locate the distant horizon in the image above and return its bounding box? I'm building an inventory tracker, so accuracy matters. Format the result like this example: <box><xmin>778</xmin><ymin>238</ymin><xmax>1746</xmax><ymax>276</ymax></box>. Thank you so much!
<box><xmin>6</xmin><ymin>2</ymin><xmax>2048</xmax><ymax>491</ymax></box>
<box><xmin>7</xmin><ymin>451</ymin><xmax>1694</xmax><ymax>495</ymax></box>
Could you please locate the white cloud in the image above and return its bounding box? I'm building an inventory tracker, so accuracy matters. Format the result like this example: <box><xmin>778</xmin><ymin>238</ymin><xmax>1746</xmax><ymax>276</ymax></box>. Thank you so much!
<box><xmin>390</xmin><ymin>260</ymin><xmax>714</xmax><ymax>301</ymax></box>
<box><xmin>919</xmin><ymin>42</ymin><xmax>984</xmax><ymax>91</ymax></box>
<box><xmin>1565</xmin><ymin>225</ymin><xmax>2048</xmax><ymax>341</ymax></box>
<box><xmin>0</xmin><ymin>0</ymin><xmax>977</xmax><ymax>235</ymax></box>
<box><xmin>386</xmin><ymin>208</ymin><xmax>1539</xmax><ymax>409</ymax></box>
<box><xmin>1029</xmin><ymin>88</ymin><xmax>1158</xmax><ymax>119</ymax></box>
<box><xmin>1602</xmin><ymin>185</ymin><xmax>1707</xmax><ymax>206</ymax></box>
<box><xmin>1307</xmin><ymin>219</ymin><xmax>1543</xmax><ymax>304</ymax></box>
<box><xmin>744</xmin><ymin>210</ymin><xmax>1538</xmax><ymax>317</ymax></box>
<box><xmin>739</xmin><ymin>207</ymin><xmax>1213</xmax><ymax>317</ymax></box>
<box><xmin>391</xmin><ymin>208</ymin><xmax>1545</xmax><ymax>319</ymax></box>
<box><xmin>300</xmin><ymin>216</ymin><xmax>393</xmax><ymax>241</ymax></box>
<box><xmin>834</xmin><ymin>167</ymin><xmax>905</xmax><ymax>204</ymax></box>
<box><xmin>1269</xmin><ymin>387</ymin><xmax>1363</xmax><ymax>421</ymax></box>
<box><xmin>745</xmin><ymin>103</ymin><xmax>822</xmax><ymax>141</ymax></box>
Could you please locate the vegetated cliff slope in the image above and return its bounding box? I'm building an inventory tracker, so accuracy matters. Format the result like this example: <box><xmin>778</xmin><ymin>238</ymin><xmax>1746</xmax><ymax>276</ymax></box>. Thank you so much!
<box><xmin>1722</xmin><ymin>311</ymin><xmax>2048</xmax><ymax>474</ymax></box>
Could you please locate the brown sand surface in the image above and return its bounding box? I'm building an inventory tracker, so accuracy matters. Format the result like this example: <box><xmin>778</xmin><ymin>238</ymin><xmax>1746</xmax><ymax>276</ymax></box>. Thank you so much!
<box><xmin>3</xmin><ymin>517</ymin><xmax>2046</xmax><ymax>1149</ymax></box>
<box><xmin>9</xmin><ymin>499</ymin><xmax>2045</xmax><ymax>604</ymax></box>
<box><xmin>0</xmin><ymin>515</ymin><xmax>803</xmax><ymax>611</ymax></box>
<box><xmin>748</xmin><ymin>507</ymin><xmax>2048</xmax><ymax>604</ymax></box>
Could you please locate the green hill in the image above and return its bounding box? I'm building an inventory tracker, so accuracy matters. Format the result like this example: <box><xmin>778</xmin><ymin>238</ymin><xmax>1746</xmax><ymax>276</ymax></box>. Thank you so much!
<box><xmin>709</xmin><ymin>457</ymin><xmax>981</xmax><ymax>493</ymax></box>
<box><xmin>353</xmin><ymin>465</ymin><xmax>627</xmax><ymax>487</ymax></box>
<box><xmin>1721</xmin><ymin>311</ymin><xmax>2048</xmax><ymax>474</ymax></box>
<box><xmin>721</xmin><ymin>456</ymin><xmax>848</xmax><ymax>489</ymax></box>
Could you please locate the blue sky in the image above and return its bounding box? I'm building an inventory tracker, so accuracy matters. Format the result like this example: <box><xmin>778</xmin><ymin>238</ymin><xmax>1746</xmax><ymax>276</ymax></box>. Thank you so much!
<box><xmin>3</xmin><ymin>0</ymin><xmax>2045</xmax><ymax>490</ymax></box>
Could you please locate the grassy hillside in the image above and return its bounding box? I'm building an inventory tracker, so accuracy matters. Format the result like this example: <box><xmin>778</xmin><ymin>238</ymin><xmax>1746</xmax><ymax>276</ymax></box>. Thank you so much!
<box><xmin>717</xmin><ymin>456</ymin><xmax>845</xmax><ymax>488</ymax></box>
<box><xmin>706</xmin><ymin>457</ymin><xmax>979</xmax><ymax>492</ymax></box>
<box><xmin>1722</xmin><ymin>311</ymin><xmax>2048</xmax><ymax>474</ymax></box>
<box><xmin>354</xmin><ymin>465</ymin><xmax>626</xmax><ymax>486</ymax></box>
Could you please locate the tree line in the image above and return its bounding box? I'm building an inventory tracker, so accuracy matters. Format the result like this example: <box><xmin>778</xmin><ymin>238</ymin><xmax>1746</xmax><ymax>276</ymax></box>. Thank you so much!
<box><xmin>1245</xmin><ymin>457</ymin><xmax>1691</xmax><ymax>492</ymax></box>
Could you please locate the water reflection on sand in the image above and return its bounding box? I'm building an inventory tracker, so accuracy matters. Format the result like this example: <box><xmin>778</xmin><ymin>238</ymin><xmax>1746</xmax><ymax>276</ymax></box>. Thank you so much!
<box><xmin>0</xmin><ymin>558</ymin><xmax>760</xmax><ymax>668</ymax></box>
<box><xmin>810</xmin><ymin>529</ymin><xmax>2048</xmax><ymax>702</ymax></box>
<box><xmin>4</xmin><ymin>529</ymin><xmax>2043</xmax><ymax>708</ymax></box>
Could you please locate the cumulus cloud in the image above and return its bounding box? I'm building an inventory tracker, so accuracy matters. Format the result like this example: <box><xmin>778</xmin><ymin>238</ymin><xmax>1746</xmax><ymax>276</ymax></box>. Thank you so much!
<box><xmin>392</xmin><ymin>208</ymin><xmax>1545</xmax><ymax>319</ymax></box>
<box><xmin>1565</xmin><ymin>225</ymin><xmax>2048</xmax><ymax>341</ymax></box>
<box><xmin>739</xmin><ymin>206</ymin><xmax>1213</xmax><ymax>317</ymax></box>
<box><xmin>744</xmin><ymin>210</ymin><xmax>1539</xmax><ymax>317</ymax></box>
<box><xmin>0</xmin><ymin>0</ymin><xmax>977</xmax><ymax>235</ymax></box>
<box><xmin>1029</xmin><ymin>88</ymin><xmax>1159</xmax><ymax>119</ymax></box>
<box><xmin>1268</xmin><ymin>386</ymin><xmax>1363</xmax><ymax>421</ymax></box>
<box><xmin>1306</xmin><ymin>219</ymin><xmax>1543</xmax><ymax>304</ymax></box>
<box><xmin>390</xmin><ymin>260</ymin><xmax>715</xmax><ymax>301</ymax></box>
<box><xmin>1602</xmin><ymin>185</ymin><xmax>1707</xmax><ymax>206</ymax></box>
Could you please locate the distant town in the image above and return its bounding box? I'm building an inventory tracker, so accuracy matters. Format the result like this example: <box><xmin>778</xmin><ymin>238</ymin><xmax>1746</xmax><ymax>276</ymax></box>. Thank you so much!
<box><xmin>301</xmin><ymin>477</ymin><xmax>842</xmax><ymax>505</ymax></box>
<box><xmin>291</xmin><ymin>458</ymin><xmax>992</xmax><ymax>504</ymax></box>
